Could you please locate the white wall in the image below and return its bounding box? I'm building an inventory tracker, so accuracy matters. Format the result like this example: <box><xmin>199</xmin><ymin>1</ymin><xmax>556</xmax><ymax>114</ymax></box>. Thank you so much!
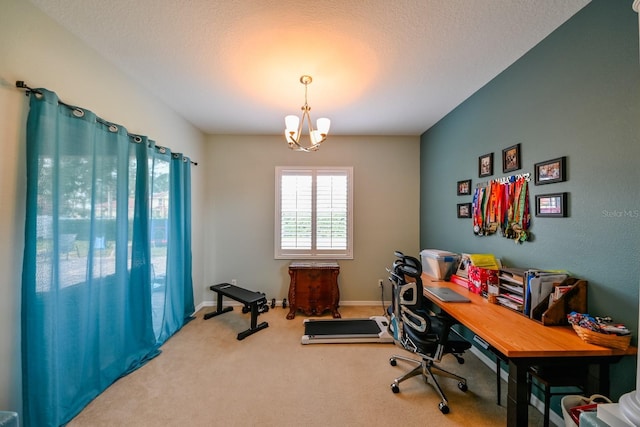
<box><xmin>0</xmin><ymin>0</ymin><xmax>206</xmax><ymax>416</ymax></box>
<box><xmin>203</xmin><ymin>135</ymin><xmax>420</xmax><ymax>305</ymax></box>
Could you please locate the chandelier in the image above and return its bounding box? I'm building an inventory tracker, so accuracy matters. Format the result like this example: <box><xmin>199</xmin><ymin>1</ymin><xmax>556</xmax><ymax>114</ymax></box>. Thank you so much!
<box><xmin>285</xmin><ymin>75</ymin><xmax>330</xmax><ymax>152</ymax></box>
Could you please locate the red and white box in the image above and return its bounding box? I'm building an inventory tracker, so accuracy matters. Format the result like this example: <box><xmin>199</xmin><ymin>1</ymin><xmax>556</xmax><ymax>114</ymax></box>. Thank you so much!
<box><xmin>467</xmin><ymin>266</ymin><xmax>499</xmax><ymax>296</ymax></box>
<box><xmin>449</xmin><ymin>274</ymin><xmax>470</xmax><ymax>289</ymax></box>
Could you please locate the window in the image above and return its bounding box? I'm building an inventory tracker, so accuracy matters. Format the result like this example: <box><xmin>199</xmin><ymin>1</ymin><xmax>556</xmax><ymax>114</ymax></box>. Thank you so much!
<box><xmin>275</xmin><ymin>166</ymin><xmax>353</xmax><ymax>259</ymax></box>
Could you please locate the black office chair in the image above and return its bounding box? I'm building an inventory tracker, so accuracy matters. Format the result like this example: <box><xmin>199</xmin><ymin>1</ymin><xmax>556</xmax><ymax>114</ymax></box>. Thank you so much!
<box><xmin>387</xmin><ymin>251</ymin><xmax>471</xmax><ymax>414</ymax></box>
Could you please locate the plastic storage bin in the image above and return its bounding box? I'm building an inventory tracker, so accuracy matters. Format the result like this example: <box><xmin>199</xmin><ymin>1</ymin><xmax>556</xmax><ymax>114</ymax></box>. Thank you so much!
<box><xmin>420</xmin><ymin>250</ymin><xmax>459</xmax><ymax>280</ymax></box>
<box><xmin>561</xmin><ymin>394</ymin><xmax>611</xmax><ymax>427</ymax></box>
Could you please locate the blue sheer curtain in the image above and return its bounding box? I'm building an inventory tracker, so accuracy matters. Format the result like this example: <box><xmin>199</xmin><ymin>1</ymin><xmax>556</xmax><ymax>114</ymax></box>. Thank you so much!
<box><xmin>21</xmin><ymin>89</ymin><xmax>194</xmax><ymax>427</ymax></box>
<box><xmin>149</xmin><ymin>149</ymin><xmax>195</xmax><ymax>344</ymax></box>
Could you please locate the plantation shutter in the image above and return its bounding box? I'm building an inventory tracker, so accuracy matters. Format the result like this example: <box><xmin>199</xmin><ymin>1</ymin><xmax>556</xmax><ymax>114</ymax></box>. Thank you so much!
<box><xmin>280</xmin><ymin>172</ymin><xmax>312</xmax><ymax>250</ymax></box>
<box><xmin>316</xmin><ymin>171</ymin><xmax>348</xmax><ymax>250</ymax></box>
<box><xmin>275</xmin><ymin>167</ymin><xmax>352</xmax><ymax>259</ymax></box>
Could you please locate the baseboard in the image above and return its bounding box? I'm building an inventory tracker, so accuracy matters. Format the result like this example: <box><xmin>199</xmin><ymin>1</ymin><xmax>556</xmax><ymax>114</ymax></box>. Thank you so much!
<box><xmin>339</xmin><ymin>300</ymin><xmax>390</xmax><ymax>306</ymax></box>
<box><xmin>469</xmin><ymin>346</ymin><xmax>564</xmax><ymax>427</ymax></box>
<box><xmin>196</xmin><ymin>300</ymin><xmax>388</xmax><ymax>311</ymax></box>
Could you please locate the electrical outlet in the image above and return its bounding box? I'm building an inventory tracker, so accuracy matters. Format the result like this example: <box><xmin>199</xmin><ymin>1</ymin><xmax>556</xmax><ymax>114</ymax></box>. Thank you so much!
<box><xmin>378</xmin><ymin>279</ymin><xmax>384</xmax><ymax>288</ymax></box>
<box><xmin>231</xmin><ymin>279</ymin><xmax>237</xmax><ymax>286</ymax></box>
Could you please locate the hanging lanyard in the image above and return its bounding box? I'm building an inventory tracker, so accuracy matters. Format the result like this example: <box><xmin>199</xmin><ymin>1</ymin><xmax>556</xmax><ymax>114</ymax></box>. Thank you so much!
<box><xmin>510</xmin><ymin>178</ymin><xmax>529</xmax><ymax>243</ymax></box>
<box><xmin>473</xmin><ymin>186</ymin><xmax>486</xmax><ymax>235</ymax></box>
<box><xmin>484</xmin><ymin>181</ymin><xmax>500</xmax><ymax>234</ymax></box>
<box><xmin>482</xmin><ymin>184</ymin><xmax>490</xmax><ymax>230</ymax></box>
<box><xmin>499</xmin><ymin>181</ymin><xmax>509</xmax><ymax>234</ymax></box>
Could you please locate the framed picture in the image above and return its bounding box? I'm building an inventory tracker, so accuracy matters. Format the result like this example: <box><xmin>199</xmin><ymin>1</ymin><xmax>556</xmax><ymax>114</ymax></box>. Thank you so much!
<box><xmin>535</xmin><ymin>192</ymin><xmax>568</xmax><ymax>217</ymax></box>
<box><xmin>457</xmin><ymin>179</ymin><xmax>471</xmax><ymax>195</ymax></box>
<box><xmin>502</xmin><ymin>143</ymin><xmax>521</xmax><ymax>173</ymax></box>
<box><xmin>478</xmin><ymin>153</ymin><xmax>493</xmax><ymax>177</ymax></box>
<box><xmin>534</xmin><ymin>156</ymin><xmax>566</xmax><ymax>185</ymax></box>
<box><xmin>457</xmin><ymin>202</ymin><xmax>472</xmax><ymax>218</ymax></box>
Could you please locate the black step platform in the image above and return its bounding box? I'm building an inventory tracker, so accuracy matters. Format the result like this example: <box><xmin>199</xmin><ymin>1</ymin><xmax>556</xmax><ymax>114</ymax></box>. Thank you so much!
<box><xmin>204</xmin><ymin>283</ymin><xmax>269</xmax><ymax>340</ymax></box>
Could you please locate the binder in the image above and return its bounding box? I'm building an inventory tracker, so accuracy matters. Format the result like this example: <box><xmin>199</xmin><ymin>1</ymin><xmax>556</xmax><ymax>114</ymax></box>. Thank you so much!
<box><xmin>531</xmin><ymin>278</ymin><xmax>587</xmax><ymax>325</ymax></box>
<box><xmin>525</xmin><ymin>271</ymin><xmax>569</xmax><ymax>317</ymax></box>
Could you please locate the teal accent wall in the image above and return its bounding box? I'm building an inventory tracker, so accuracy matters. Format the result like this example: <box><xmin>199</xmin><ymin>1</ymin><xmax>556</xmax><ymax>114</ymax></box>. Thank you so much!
<box><xmin>420</xmin><ymin>0</ymin><xmax>639</xmax><ymax>400</ymax></box>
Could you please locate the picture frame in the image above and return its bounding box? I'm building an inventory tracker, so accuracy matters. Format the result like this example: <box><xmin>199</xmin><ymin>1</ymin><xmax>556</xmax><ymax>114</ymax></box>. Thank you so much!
<box><xmin>478</xmin><ymin>153</ymin><xmax>493</xmax><ymax>177</ymax></box>
<box><xmin>457</xmin><ymin>179</ymin><xmax>472</xmax><ymax>195</ymax></box>
<box><xmin>534</xmin><ymin>156</ymin><xmax>566</xmax><ymax>185</ymax></box>
<box><xmin>502</xmin><ymin>143</ymin><xmax>521</xmax><ymax>173</ymax></box>
<box><xmin>457</xmin><ymin>202</ymin><xmax>472</xmax><ymax>218</ymax></box>
<box><xmin>535</xmin><ymin>192</ymin><xmax>568</xmax><ymax>217</ymax></box>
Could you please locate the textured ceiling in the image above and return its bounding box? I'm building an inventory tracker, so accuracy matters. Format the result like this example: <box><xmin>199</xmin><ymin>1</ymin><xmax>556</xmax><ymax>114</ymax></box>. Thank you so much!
<box><xmin>29</xmin><ymin>0</ymin><xmax>590</xmax><ymax>136</ymax></box>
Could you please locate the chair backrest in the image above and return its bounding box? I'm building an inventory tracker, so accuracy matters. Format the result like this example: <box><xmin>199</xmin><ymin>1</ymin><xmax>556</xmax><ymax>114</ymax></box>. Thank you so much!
<box><xmin>396</xmin><ymin>252</ymin><xmax>423</xmax><ymax>309</ymax></box>
<box><xmin>388</xmin><ymin>251</ymin><xmax>453</xmax><ymax>360</ymax></box>
<box><xmin>388</xmin><ymin>251</ymin><xmax>428</xmax><ymax>340</ymax></box>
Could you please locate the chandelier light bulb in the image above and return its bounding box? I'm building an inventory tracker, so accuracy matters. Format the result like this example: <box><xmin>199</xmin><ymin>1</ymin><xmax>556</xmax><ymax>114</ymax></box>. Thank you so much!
<box><xmin>316</xmin><ymin>118</ymin><xmax>331</xmax><ymax>135</ymax></box>
<box><xmin>310</xmin><ymin>130</ymin><xmax>321</xmax><ymax>145</ymax></box>
<box><xmin>285</xmin><ymin>115</ymin><xmax>299</xmax><ymax>132</ymax></box>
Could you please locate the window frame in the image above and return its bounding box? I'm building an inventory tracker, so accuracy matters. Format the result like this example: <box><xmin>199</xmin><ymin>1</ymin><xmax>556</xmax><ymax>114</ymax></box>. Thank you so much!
<box><xmin>275</xmin><ymin>166</ymin><xmax>353</xmax><ymax>259</ymax></box>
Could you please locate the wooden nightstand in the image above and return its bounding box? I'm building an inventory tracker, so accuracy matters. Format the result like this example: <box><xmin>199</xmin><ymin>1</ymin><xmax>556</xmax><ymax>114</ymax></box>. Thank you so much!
<box><xmin>286</xmin><ymin>261</ymin><xmax>340</xmax><ymax>319</ymax></box>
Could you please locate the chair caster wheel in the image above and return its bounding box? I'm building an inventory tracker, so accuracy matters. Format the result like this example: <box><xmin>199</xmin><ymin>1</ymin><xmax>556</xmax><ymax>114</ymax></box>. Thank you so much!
<box><xmin>389</xmin><ymin>358</ymin><xmax>397</xmax><ymax>366</ymax></box>
<box><xmin>439</xmin><ymin>402</ymin><xmax>449</xmax><ymax>414</ymax></box>
<box><xmin>458</xmin><ymin>382</ymin><xmax>468</xmax><ymax>392</ymax></box>
<box><xmin>391</xmin><ymin>383</ymin><xmax>400</xmax><ymax>393</ymax></box>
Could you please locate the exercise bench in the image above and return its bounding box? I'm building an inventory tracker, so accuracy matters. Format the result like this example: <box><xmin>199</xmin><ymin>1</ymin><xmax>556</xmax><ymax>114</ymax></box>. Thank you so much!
<box><xmin>204</xmin><ymin>283</ymin><xmax>269</xmax><ymax>340</ymax></box>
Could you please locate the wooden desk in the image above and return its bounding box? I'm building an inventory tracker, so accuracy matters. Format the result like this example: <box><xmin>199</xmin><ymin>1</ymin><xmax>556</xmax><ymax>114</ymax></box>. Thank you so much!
<box><xmin>421</xmin><ymin>275</ymin><xmax>636</xmax><ymax>427</ymax></box>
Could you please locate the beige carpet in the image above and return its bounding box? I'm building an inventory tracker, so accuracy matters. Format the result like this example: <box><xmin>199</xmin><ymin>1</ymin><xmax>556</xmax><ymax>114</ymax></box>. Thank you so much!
<box><xmin>68</xmin><ymin>305</ymin><xmax>545</xmax><ymax>426</ymax></box>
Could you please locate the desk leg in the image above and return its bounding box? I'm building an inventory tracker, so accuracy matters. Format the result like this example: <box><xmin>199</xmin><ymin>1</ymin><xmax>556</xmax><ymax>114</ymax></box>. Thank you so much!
<box><xmin>507</xmin><ymin>359</ymin><xmax>530</xmax><ymax>427</ymax></box>
<box><xmin>587</xmin><ymin>363</ymin><xmax>610</xmax><ymax>396</ymax></box>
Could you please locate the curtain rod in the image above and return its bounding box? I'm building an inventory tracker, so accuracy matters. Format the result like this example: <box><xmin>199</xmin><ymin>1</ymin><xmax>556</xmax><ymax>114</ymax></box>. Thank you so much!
<box><xmin>16</xmin><ymin>81</ymin><xmax>198</xmax><ymax>166</ymax></box>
